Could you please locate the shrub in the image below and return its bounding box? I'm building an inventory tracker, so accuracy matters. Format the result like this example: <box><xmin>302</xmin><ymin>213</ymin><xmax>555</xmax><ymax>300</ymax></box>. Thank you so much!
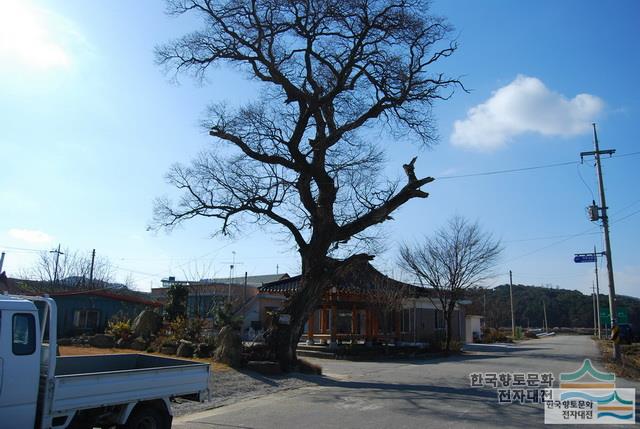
<box><xmin>186</xmin><ymin>317</ymin><xmax>206</xmax><ymax>342</ymax></box>
<box><xmin>165</xmin><ymin>283</ymin><xmax>188</xmax><ymax>321</ymax></box>
<box><xmin>106</xmin><ymin>319</ymin><xmax>132</xmax><ymax>342</ymax></box>
<box><xmin>168</xmin><ymin>316</ymin><xmax>188</xmax><ymax>342</ymax></box>
<box><xmin>211</xmin><ymin>302</ymin><xmax>243</xmax><ymax>330</ymax></box>
<box><xmin>481</xmin><ymin>328</ymin><xmax>509</xmax><ymax>343</ymax></box>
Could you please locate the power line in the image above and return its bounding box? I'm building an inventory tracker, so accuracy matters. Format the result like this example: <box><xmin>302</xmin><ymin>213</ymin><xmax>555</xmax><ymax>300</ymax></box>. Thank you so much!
<box><xmin>611</xmin><ymin>208</ymin><xmax>640</xmax><ymax>224</ymax></box>
<box><xmin>437</xmin><ymin>160</ymin><xmax>578</xmax><ymax>180</ymax></box>
<box><xmin>0</xmin><ymin>245</ymin><xmax>43</xmax><ymax>253</ymax></box>
<box><xmin>503</xmin><ymin>231</ymin><xmax>600</xmax><ymax>243</ymax></box>
<box><xmin>504</xmin><ymin>226</ymin><xmax>599</xmax><ymax>264</ymax></box>
<box><xmin>435</xmin><ymin>150</ymin><xmax>640</xmax><ymax>181</ymax></box>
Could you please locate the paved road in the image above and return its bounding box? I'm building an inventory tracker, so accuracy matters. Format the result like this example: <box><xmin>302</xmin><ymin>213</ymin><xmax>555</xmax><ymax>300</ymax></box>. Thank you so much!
<box><xmin>174</xmin><ymin>336</ymin><xmax>639</xmax><ymax>428</ymax></box>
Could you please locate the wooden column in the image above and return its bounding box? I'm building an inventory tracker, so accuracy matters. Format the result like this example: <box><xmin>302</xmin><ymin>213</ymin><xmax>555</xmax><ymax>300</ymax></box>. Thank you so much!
<box><xmin>331</xmin><ymin>303</ymin><xmax>338</xmax><ymax>344</ymax></box>
<box><xmin>321</xmin><ymin>306</ymin><xmax>328</xmax><ymax>334</ymax></box>
<box><xmin>351</xmin><ymin>304</ymin><xmax>357</xmax><ymax>335</ymax></box>
<box><xmin>364</xmin><ymin>309</ymin><xmax>371</xmax><ymax>343</ymax></box>
<box><xmin>307</xmin><ymin>311</ymin><xmax>315</xmax><ymax>341</ymax></box>
<box><xmin>372</xmin><ymin>311</ymin><xmax>379</xmax><ymax>341</ymax></box>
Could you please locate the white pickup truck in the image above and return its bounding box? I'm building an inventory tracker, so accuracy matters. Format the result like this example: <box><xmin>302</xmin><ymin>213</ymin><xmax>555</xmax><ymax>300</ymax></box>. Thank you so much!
<box><xmin>0</xmin><ymin>294</ymin><xmax>210</xmax><ymax>429</ymax></box>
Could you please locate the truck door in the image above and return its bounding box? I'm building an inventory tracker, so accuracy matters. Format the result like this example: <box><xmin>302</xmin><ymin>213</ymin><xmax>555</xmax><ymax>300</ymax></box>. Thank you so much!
<box><xmin>0</xmin><ymin>309</ymin><xmax>40</xmax><ymax>429</ymax></box>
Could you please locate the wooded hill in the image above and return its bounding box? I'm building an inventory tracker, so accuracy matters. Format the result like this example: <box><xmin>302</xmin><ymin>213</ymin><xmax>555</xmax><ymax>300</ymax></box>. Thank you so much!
<box><xmin>465</xmin><ymin>284</ymin><xmax>640</xmax><ymax>329</ymax></box>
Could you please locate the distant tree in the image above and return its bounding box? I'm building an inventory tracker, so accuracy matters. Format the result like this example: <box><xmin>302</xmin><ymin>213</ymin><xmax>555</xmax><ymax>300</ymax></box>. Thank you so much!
<box><xmin>181</xmin><ymin>260</ymin><xmax>217</xmax><ymax>318</ymax></box>
<box><xmin>24</xmin><ymin>247</ymin><xmax>113</xmax><ymax>290</ymax></box>
<box><xmin>212</xmin><ymin>301</ymin><xmax>243</xmax><ymax>331</ymax></box>
<box><xmin>363</xmin><ymin>276</ymin><xmax>411</xmax><ymax>343</ymax></box>
<box><xmin>400</xmin><ymin>217</ymin><xmax>502</xmax><ymax>353</ymax></box>
<box><xmin>153</xmin><ymin>0</ymin><xmax>462</xmax><ymax>369</ymax></box>
<box><xmin>165</xmin><ymin>282</ymin><xmax>189</xmax><ymax>321</ymax></box>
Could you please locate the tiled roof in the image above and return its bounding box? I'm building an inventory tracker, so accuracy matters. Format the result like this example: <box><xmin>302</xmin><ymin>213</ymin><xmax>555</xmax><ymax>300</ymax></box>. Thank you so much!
<box><xmin>258</xmin><ymin>263</ymin><xmax>431</xmax><ymax>297</ymax></box>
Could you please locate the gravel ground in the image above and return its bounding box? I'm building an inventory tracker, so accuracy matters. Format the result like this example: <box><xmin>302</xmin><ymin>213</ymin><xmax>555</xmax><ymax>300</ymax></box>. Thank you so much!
<box><xmin>59</xmin><ymin>345</ymin><xmax>315</xmax><ymax>418</ymax></box>
<box><xmin>172</xmin><ymin>367</ymin><xmax>315</xmax><ymax>417</ymax></box>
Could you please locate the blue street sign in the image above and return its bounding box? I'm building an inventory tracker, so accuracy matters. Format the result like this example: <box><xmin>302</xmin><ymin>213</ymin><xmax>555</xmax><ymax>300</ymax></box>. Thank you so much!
<box><xmin>574</xmin><ymin>254</ymin><xmax>597</xmax><ymax>263</ymax></box>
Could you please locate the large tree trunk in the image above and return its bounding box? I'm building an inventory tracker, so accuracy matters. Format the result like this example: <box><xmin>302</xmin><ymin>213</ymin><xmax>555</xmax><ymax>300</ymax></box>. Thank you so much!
<box><xmin>270</xmin><ymin>255</ymin><xmax>331</xmax><ymax>371</ymax></box>
<box><xmin>443</xmin><ymin>301</ymin><xmax>457</xmax><ymax>354</ymax></box>
<box><xmin>444</xmin><ymin>312</ymin><xmax>452</xmax><ymax>354</ymax></box>
<box><xmin>269</xmin><ymin>252</ymin><xmax>372</xmax><ymax>371</ymax></box>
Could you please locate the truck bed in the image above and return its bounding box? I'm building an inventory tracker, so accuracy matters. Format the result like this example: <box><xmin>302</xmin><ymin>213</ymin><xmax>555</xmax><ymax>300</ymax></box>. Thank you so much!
<box><xmin>48</xmin><ymin>354</ymin><xmax>209</xmax><ymax>414</ymax></box>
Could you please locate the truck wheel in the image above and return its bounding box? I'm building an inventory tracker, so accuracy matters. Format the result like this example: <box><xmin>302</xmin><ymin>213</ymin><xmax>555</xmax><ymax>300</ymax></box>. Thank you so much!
<box><xmin>122</xmin><ymin>405</ymin><xmax>172</xmax><ymax>429</ymax></box>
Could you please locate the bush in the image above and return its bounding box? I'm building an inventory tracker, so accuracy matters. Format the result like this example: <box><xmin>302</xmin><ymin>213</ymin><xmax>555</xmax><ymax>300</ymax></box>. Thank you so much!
<box><xmin>106</xmin><ymin>319</ymin><xmax>132</xmax><ymax>342</ymax></box>
<box><xmin>212</xmin><ymin>302</ymin><xmax>243</xmax><ymax>330</ymax></box>
<box><xmin>514</xmin><ymin>326</ymin><xmax>523</xmax><ymax>340</ymax></box>
<box><xmin>186</xmin><ymin>317</ymin><xmax>206</xmax><ymax>342</ymax></box>
<box><xmin>168</xmin><ymin>316</ymin><xmax>188</xmax><ymax>342</ymax></box>
<box><xmin>481</xmin><ymin>328</ymin><xmax>509</xmax><ymax>343</ymax></box>
<box><xmin>167</xmin><ymin>316</ymin><xmax>207</xmax><ymax>343</ymax></box>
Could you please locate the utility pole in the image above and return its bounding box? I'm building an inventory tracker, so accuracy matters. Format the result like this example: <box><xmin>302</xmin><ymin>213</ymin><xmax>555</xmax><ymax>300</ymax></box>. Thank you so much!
<box><xmin>592</xmin><ymin>283</ymin><xmax>597</xmax><ymax>337</ymax></box>
<box><xmin>593</xmin><ymin>246</ymin><xmax>602</xmax><ymax>339</ymax></box>
<box><xmin>483</xmin><ymin>288</ymin><xmax>486</xmax><ymax>321</ymax></box>
<box><xmin>509</xmin><ymin>270</ymin><xmax>515</xmax><ymax>338</ymax></box>
<box><xmin>542</xmin><ymin>300</ymin><xmax>548</xmax><ymax>332</ymax></box>
<box><xmin>89</xmin><ymin>249</ymin><xmax>96</xmax><ymax>287</ymax></box>
<box><xmin>228</xmin><ymin>251</ymin><xmax>236</xmax><ymax>301</ymax></box>
<box><xmin>50</xmin><ymin>244</ymin><xmax>64</xmax><ymax>284</ymax></box>
<box><xmin>580</xmin><ymin>123</ymin><xmax>618</xmax><ymax>360</ymax></box>
<box><xmin>0</xmin><ymin>252</ymin><xmax>5</xmax><ymax>272</ymax></box>
<box><xmin>243</xmin><ymin>271</ymin><xmax>248</xmax><ymax>303</ymax></box>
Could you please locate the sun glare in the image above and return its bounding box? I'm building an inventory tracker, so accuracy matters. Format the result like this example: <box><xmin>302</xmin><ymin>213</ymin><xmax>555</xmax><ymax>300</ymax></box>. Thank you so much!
<box><xmin>0</xmin><ymin>0</ymin><xmax>72</xmax><ymax>69</ymax></box>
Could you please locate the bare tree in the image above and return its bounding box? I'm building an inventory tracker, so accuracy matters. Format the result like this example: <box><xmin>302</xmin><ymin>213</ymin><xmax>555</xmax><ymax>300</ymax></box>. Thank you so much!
<box><xmin>153</xmin><ymin>0</ymin><xmax>462</xmax><ymax>369</ymax></box>
<box><xmin>399</xmin><ymin>217</ymin><xmax>502</xmax><ymax>352</ymax></box>
<box><xmin>25</xmin><ymin>248</ymin><xmax>113</xmax><ymax>290</ymax></box>
<box><xmin>364</xmin><ymin>276</ymin><xmax>411</xmax><ymax>344</ymax></box>
<box><xmin>181</xmin><ymin>260</ymin><xmax>217</xmax><ymax>318</ymax></box>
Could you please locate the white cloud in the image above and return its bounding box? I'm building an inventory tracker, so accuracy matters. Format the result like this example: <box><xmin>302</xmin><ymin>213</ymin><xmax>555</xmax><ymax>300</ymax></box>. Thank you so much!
<box><xmin>0</xmin><ymin>0</ymin><xmax>86</xmax><ymax>70</ymax></box>
<box><xmin>451</xmin><ymin>75</ymin><xmax>604</xmax><ymax>150</ymax></box>
<box><xmin>8</xmin><ymin>228</ymin><xmax>53</xmax><ymax>244</ymax></box>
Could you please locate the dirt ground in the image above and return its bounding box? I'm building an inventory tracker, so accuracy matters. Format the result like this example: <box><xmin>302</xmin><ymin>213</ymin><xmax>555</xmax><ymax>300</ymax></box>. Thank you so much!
<box><xmin>596</xmin><ymin>340</ymin><xmax>640</xmax><ymax>381</ymax></box>
<box><xmin>58</xmin><ymin>346</ymin><xmax>314</xmax><ymax>416</ymax></box>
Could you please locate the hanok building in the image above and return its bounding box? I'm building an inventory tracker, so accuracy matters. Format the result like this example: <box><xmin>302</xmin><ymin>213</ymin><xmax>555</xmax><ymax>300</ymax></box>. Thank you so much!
<box><xmin>256</xmin><ymin>263</ymin><xmax>467</xmax><ymax>346</ymax></box>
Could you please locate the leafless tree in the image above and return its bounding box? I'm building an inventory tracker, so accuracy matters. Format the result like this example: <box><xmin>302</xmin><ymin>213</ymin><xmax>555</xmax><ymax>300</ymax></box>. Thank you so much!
<box><xmin>181</xmin><ymin>260</ymin><xmax>218</xmax><ymax>318</ymax></box>
<box><xmin>399</xmin><ymin>217</ymin><xmax>502</xmax><ymax>352</ymax></box>
<box><xmin>25</xmin><ymin>248</ymin><xmax>113</xmax><ymax>290</ymax></box>
<box><xmin>363</xmin><ymin>276</ymin><xmax>411</xmax><ymax>343</ymax></box>
<box><xmin>153</xmin><ymin>0</ymin><xmax>462</xmax><ymax>369</ymax></box>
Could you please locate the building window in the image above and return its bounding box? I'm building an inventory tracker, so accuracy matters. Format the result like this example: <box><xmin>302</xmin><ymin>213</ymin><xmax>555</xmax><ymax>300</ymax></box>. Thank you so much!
<box><xmin>13</xmin><ymin>313</ymin><xmax>36</xmax><ymax>355</ymax></box>
<box><xmin>73</xmin><ymin>309</ymin><xmax>100</xmax><ymax>330</ymax></box>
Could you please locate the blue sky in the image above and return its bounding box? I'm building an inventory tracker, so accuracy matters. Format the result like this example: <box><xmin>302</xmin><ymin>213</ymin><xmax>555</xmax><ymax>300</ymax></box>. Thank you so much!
<box><xmin>1</xmin><ymin>0</ymin><xmax>638</xmax><ymax>298</ymax></box>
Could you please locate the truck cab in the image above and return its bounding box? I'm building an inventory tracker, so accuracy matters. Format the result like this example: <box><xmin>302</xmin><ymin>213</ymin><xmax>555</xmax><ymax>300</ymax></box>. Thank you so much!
<box><xmin>0</xmin><ymin>296</ymin><xmax>41</xmax><ymax>428</ymax></box>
